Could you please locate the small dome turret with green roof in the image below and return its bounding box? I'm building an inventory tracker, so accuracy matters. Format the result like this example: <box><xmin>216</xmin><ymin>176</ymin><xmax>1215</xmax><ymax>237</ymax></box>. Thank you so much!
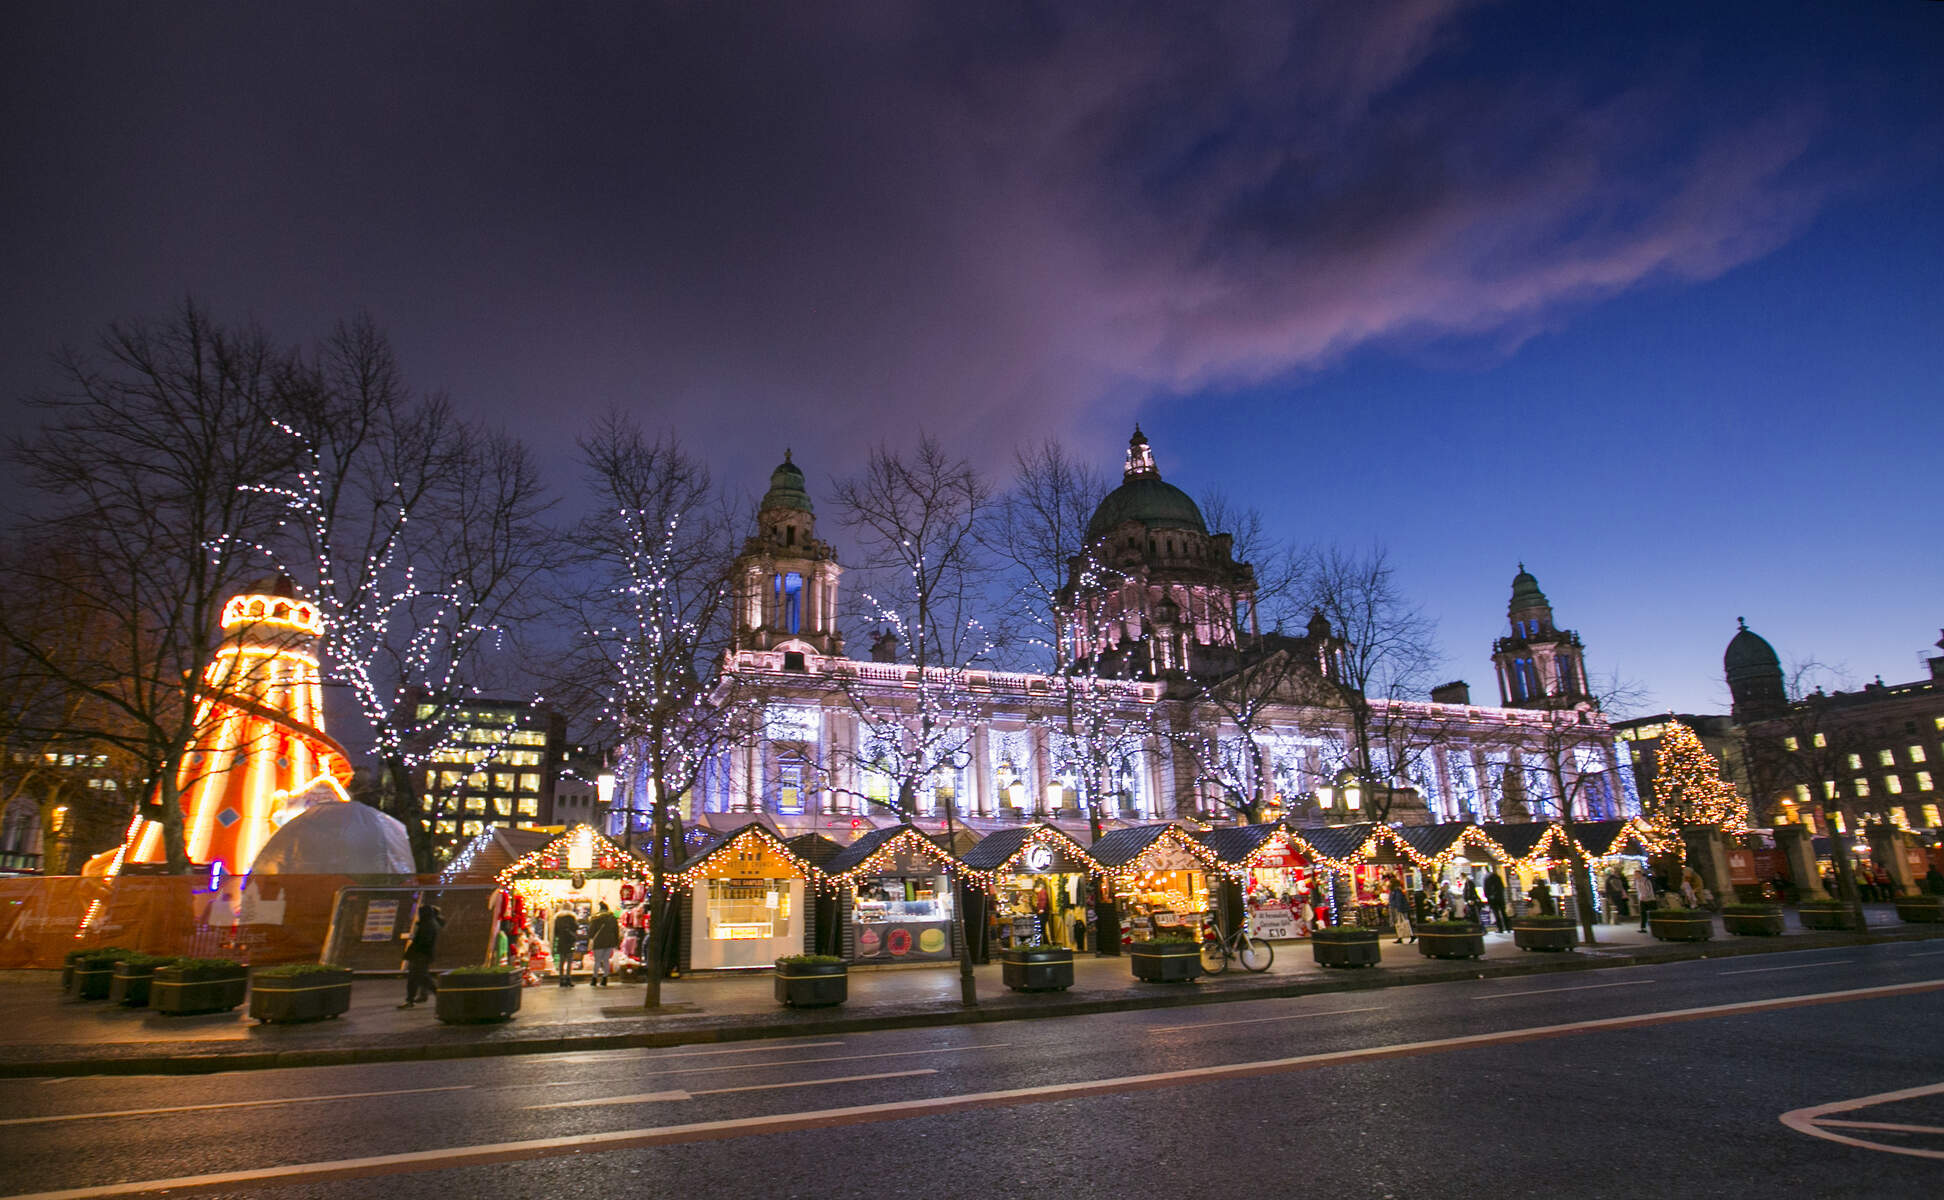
<box><xmin>1508</xmin><ymin>563</ymin><xmax>1549</xmax><ymax>617</ymax></box>
<box><xmin>1723</xmin><ymin>617</ymin><xmax>1781</xmax><ymax>673</ymax></box>
<box><xmin>760</xmin><ymin>449</ymin><xmax>813</xmax><ymax>514</ymax></box>
<box><xmin>1725</xmin><ymin>617</ymin><xmax>1787</xmax><ymax>722</ymax></box>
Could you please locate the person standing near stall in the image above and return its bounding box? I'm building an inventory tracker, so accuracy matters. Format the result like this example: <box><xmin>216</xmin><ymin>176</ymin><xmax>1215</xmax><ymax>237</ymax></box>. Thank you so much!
<box><xmin>1484</xmin><ymin>870</ymin><xmax>1510</xmax><ymax>932</ymax></box>
<box><xmin>551</xmin><ymin>907</ymin><xmax>580</xmax><ymax>987</ymax></box>
<box><xmin>1386</xmin><ymin>876</ymin><xmax>1415</xmax><ymax>944</ymax></box>
<box><xmin>587</xmin><ymin>901</ymin><xmax>621</xmax><ymax>987</ymax></box>
<box><xmin>1631</xmin><ymin>867</ymin><xmax>1657</xmax><ymax>931</ymax></box>
<box><xmin>398</xmin><ymin>901</ymin><xmax>443</xmax><ymax>1009</ymax></box>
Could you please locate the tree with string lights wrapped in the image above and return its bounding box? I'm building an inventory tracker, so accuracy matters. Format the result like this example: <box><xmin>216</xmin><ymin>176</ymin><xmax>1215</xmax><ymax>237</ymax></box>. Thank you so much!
<box><xmin>553</xmin><ymin>415</ymin><xmax>748</xmax><ymax>1010</ymax></box>
<box><xmin>1648</xmin><ymin>720</ymin><xmax>1749</xmax><ymax>832</ymax></box>
<box><xmin>249</xmin><ymin>318</ymin><xmax>551</xmax><ymax>870</ymax></box>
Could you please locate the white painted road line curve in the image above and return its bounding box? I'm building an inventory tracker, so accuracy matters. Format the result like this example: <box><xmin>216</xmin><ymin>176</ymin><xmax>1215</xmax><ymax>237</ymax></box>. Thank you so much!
<box><xmin>1780</xmin><ymin>1079</ymin><xmax>1944</xmax><ymax>1161</ymax></box>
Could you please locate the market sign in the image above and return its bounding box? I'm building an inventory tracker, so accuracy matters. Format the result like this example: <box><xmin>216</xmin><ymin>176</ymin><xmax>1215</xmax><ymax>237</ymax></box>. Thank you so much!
<box><xmin>1021</xmin><ymin>844</ymin><xmax>1054</xmax><ymax>872</ymax></box>
<box><xmin>1726</xmin><ymin>847</ymin><xmax>1757</xmax><ymax>886</ymax></box>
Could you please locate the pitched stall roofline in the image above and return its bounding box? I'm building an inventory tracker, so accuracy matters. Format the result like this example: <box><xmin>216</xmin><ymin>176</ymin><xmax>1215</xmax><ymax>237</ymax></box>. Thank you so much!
<box><xmin>819</xmin><ymin>823</ymin><xmax>968</xmax><ymax>885</ymax></box>
<box><xmin>495</xmin><ymin>824</ymin><xmax>650</xmax><ymax>886</ymax></box>
<box><xmin>673</xmin><ymin>821</ymin><xmax>818</xmax><ymax>883</ymax></box>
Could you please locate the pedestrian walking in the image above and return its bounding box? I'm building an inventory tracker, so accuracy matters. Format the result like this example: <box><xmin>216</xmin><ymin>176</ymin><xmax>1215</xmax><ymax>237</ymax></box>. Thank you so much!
<box><xmin>1485</xmin><ymin>871</ymin><xmax>1510</xmax><ymax>932</ymax></box>
<box><xmin>552</xmin><ymin>907</ymin><xmax>581</xmax><ymax>987</ymax></box>
<box><xmin>1387</xmin><ymin>876</ymin><xmax>1415</xmax><ymax>944</ymax></box>
<box><xmin>587</xmin><ymin>901</ymin><xmax>621</xmax><ymax>987</ymax></box>
<box><xmin>1463</xmin><ymin>877</ymin><xmax>1483</xmax><ymax>925</ymax></box>
<box><xmin>1631</xmin><ymin>868</ymin><xmax>1657</xmax><ymax>931</ymax></box>
<box><xmin>1604</xmin><ymin>869</ymin><xmax>1629</xmax><ymax>923</ymax></box>
<box><xmin>398</xmin><ymin>901</ymin><xmax>444</xmax><ymax>1009</ymax></box>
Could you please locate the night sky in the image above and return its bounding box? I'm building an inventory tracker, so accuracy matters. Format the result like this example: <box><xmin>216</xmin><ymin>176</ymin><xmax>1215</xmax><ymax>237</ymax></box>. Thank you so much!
<box><xmin>4</xmin><ymin>2</ymin><xmax>1939</xmax><ymax>716</ymax></box>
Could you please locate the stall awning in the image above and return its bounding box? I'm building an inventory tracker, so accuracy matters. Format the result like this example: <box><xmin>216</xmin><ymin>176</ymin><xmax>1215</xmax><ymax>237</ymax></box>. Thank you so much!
<box><xmin>822</xmin><ymin>824</ymin><xmax>964</xmax><ymax>884</ymax></box>
<box><xmin>1292</xmin><ymin>822</ymin><xmax>1376</xmax><ymax>867</ymax></box>
<box><xmin>1089</xmin><ymin>822</ymin><xmax>1227</xmax><ymax>876</ymax></box>
<box><xmin>1394</xmin><ymin>822</ymin><xmax>1510</xmax><ymax>868</ymax></box>
<box><xmin>1570</xmin><ymin>817</ymin><xmax>1672</xmax><ymax>859</ymax></box>
<box><xmin>1480</xmin><ymin>821</ymin><xmax>1553</xmax><ymax>863</ymax></box>
<box><xmin>494</xmin><ymin>824</ymin><xmax>649</xmax><ymax>887</ymax></box>
<box><xmin>440</xmin><ymin>826</ymin><xmax>552</xmax><ymax>884</ymax></box>
<box><xmin>1195</xmin><ymin>823</ymin><xmax>1290</xmax><ymax>866</ymax></box>
<box><xmin>675</xmin><ymin>822</ymin><xmax>817</xmax><ymax>884</ymax></box>
<box><xmin>957</xmin><ymin>823</ymin><xmax>1098</xmax><ymax>885</ymax></box>
<box><xmin>783</xmin><ymin>833</ymin><xmax>846</xmax><ymax>870</ymax></box>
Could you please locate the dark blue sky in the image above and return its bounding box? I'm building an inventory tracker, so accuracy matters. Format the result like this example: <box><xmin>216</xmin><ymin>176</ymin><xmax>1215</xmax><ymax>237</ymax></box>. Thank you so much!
<box><xmin>3</xmin><ymin>1</ymin><xmax>1939</xmax><ymax>714</ymax></box>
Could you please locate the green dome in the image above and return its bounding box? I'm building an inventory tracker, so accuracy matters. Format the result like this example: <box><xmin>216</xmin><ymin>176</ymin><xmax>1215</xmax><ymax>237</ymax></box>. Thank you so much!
<box><xmin>1508</xmin><ymin>564</ymin><xmax>1549</xmax><ymax>615</ymax></box>
<box><xmin>759</xmin><ymin>451</ymin><xmax>812</xmax><ymax>514</ymax></box>
<box><xmin>1724</xmin><ymin>619</ymin><xmax>1780</xmax><ymax>673</ymax></box>
<box><xmin>1085</xmin><ymin>477</ymin><xmax>1207</xmax><ymax>543</ymax></box>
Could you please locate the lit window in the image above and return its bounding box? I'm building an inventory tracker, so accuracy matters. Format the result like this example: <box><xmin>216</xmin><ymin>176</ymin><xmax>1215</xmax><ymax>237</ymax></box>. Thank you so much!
<box><xmin>416</xmin><ymin>703</ymin><xmax>436</xmax><ymax>720</ymax></box>
<box><xmin>1847</xmin><ymin>753</ymin><xmax>1863</xmax><ymax>770</ymax></box>
<box><xmin>520</xmin><ymin>773</ymin><xmax>540</xmax><ymax>793</ymax></box>
<box><xmin>1878</xmin><ymin>749</ymin><xmax>1896</xmax><ymax>767</ymax></box>
<box><xmin>1886</xmin><ymin>775</ymin><xmax>1903</xmax><ymax>794</ymax></box>
<box><xmin>1911</xmin><ymin>746</ymin><xmax>1928</xmax><ymax>764</ymax></box>
<box><xmin>1831</xmin><ymin>812</ymin><xmax>1847</xmax><ymax>833</ymax></box>
<box><xmin>1890</xmin><ymin>807</ymin><xmax>1910</xmax><ymax>828</ymax></box>
<box><xmin>493</xmin><ymin>773</ymin><xmax>515</xmax><ymax>791</ymax></box>
<box><xmin>1936</xmin><ymin>718</ymin><xmax>1944</xmax><ymax>731</ymax></box>
<box><xmin>1783</xmin><ymin>736</ymin><xmax>1799</xmax><ymax>751</ymax></box>
<box><xmin>465</xmin><ymin>796</ymin><xmax>486</xmax><ymax>814</ymax></box>
<box><xmin>517</xmin><ymin>797</ymin><xmax>537</xmax><ymax>816</ymax></box>
<box><xmin>1918</xmin><ymin>771</ymin><xmax>1934</xmax><ymax>791</ymax></box>
<box><xmin>1823</xmin><ymin>780</ymin><xmax>1837</xmax><ymax>799</ymax></box>
<box><xmin>1853</xmin><ymin>778</ymin><xmax>1870</xmax><ymax>797</ymax></box>
<box><xmin>1924</xmin><ymin>804</ymin><xmax>1942</xmax><ymax>827</ymax></box>
<box><xmin>1814</xmin><ymin>733</ymin><xmax>1827</xmax><ymax>747</ymax></box>
<box><xmin>425</xmin><ymin>770</ymin><xmax>438</xmax><ymax>791</ymax></box>
<box><xmin>1794</xmin><ymin>784</ymin><xmax>1811</xmax><ymax>804</ymax></box>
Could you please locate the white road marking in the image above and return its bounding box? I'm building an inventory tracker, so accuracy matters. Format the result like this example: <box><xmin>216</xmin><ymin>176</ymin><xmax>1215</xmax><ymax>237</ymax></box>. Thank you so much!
<box><xmin>525</xmin><ymin>1069</ymin><xmax>937</xmax><ymax>1110</ymax></box>
<box><xmin>536</xmin><ymin>1042</ymin><xmax>1006</xmax><ymax>1084</ymax></box>
<box><xmin>1904</xmin><ymin>950</ymin><xmax>1944</xmax><ymax>958</ymax></box>
<box><xmin>0</xmin><ymin>1085</ymin><xmax>472</xmax><ymax>1128</ymax></box>
<box><xmin>1148</xmin><ymin>1006</ymin><xmax>1383</xmax><ymax>1033</ymax></box>
<box><xmin>1815</xmin><ymin>1118</ymin><xmax>1944</xmax><ymax>1135</ymax></box>
<box><xmin>539</xmin><ymin>1040</ymin><xmax>843</xmax><ymax>1067</ymax></box>
<box><xmin>1719</xmin><ymin>959</ymin><xmax>1852</xmax><ymax>976</ymax></box>
<box><xmin>13</xmin><ymin>979</ymin><xmax>1942</xmax><ymax>1200</ymax></box>
<box><xmin>1781</xmin><ymin>1079</ymin><xmax>1944</xmax><ymax>1160</ymax></box>
<box><xmin>1477</xmin><ymin>980</ymin><xmax>1655</xmax><ymax>999</ymax></box>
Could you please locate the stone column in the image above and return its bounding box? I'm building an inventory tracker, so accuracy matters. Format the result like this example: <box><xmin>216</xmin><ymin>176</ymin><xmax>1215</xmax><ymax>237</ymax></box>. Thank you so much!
<box><xmin>1030</xmin><ymin>726</ymin><xmax>1053</xmax><ymax>819</ymax></box>
<box><xmin>969</xmin><ymin>726</ymin><xmax>991</xmax><ymax>816</ymax></box>
<box><xmin>1679</xmin><ymin>825</ymin><xmax>1736</xmax><ymax>903</ymax></box>
<box><xmin>1773</xmin><ymin>824</ymin><xmax>1825</xmax><ymax>899</ymax></box>
<box><xmin>1866</xmin><ymin>823</ymin><xmax>1917</xmax><ymax>894</ymax></box>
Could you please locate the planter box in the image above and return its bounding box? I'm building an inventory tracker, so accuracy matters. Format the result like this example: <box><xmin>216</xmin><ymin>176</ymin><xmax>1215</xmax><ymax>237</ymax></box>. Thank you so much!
<box><xmin>249</xmin><ymin>969</ymin><xmax>355</xmax><ymax>1023</ymax></box>
<box><xmin>1722</xmin><ymin>909</ymin><xmax>1785</xmax><ymax>936</ymax></box>
<box><xmin>1416</xmin><ymin>928</ymin><xmax>1485</xmax><ymax>960</ymax></box>
<box><xmin>1311</xmin><ymin>935</ymin><xmax>1382</xmax><ymax>968</ymax></box>
<box><xmin>1894</xmin><ymin>897</ymin><xmax>1944</xmax><ymax>924</ymax></box>
<box><xmin>774</xmin><ymin>961</ymin><xmax>848</xmax><ymax>1007</ymax></box>
<box><xmin>1130</xmin><ymin>942</ymin><xmax>1204</xmax><ymax>982</ymax></box>
<box><xmin>1001</xmin><ymin>947</ymin><xmax>1074</xmax><ymax>992</ymax></box>
<box><xmin>1512</xmin><ymin>919</ymin><xmax>1578</xmax><ymax>952</ymax></box>
<box><xmin>1649</xmin><ymin>913</ymin><xmax>1715</xmax><ymax>943</ymax></box>
<box><xmin>109</xmin><ymin>961</ymin><xmax>164</xmax><ymax>1007</ymax></box>
<box><xmin>67</xmin><ymin>964</ymin><xmax>119</xmax><ymax>1001</ymax></box>
<box><xmin>1797</xmin><ymin>905</ymin><xmax>1860</xmax><ymax>931</ymax></box>
<box><xmin>149</xmin><ymin>967</ymin><xmax>248</xmax><ymax>1016</ymax></box>
<box><xmin>436</xmin><ymin>970</ymin><xmax>523</xmax><ymax>1023</ymax></box>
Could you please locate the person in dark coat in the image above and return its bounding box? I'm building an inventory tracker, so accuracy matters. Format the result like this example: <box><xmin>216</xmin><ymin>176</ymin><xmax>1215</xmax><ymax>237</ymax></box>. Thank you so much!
<box><xmin>398</xmin><ymin>902</ymin><xmax>444</xmax><ymax>1009</ymax></box>
<box><xmin>587</xmin><ymin>901</ymin><xmax>621</xmax><ymax>987</ymax></box>
<box><xmin>1484</xmin><ymin>871</ymin><xmax>1509</xmax><ymax>932</ymax></box>
<box><xmin>552</xmin><ymin>908</ymin><xmax>581</xmax><ymax>987</ymax></box>
<box><xmin>1927</xmin><ymin>864</ymin><xmax>1944</xmax><ymax>896</ymax></box>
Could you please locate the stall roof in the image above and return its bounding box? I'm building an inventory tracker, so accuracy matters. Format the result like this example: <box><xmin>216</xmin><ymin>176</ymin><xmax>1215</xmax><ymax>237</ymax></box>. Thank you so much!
<box><xmin>784</xmin><ymin>833</ymin><xmax>846</xmax><ymax>869</ymax></box>
<box><xmin>440</xmin><ymin>826</ymin><xmax>552</xmax><ymax>884</ymax></box>
<box><xmin>495</xmin><ymin>824</ymin><xmax>649</xmax><ymax>885</ymax></box>
<box><xmin>676</xmin><ymin>821</ymin><xmax>810</xmax><ymax>877</ymax></box>
<box><xmin>1295</xmin><ymin>823</ymin><xmax>1376</xmax><ymax>864</ymax></box>
<box><xmin>1480</xmin><ymin>821</ymin><xmax>1552</xmax><ymax>862</ymax></box>
<box><xmin>958</xmin><ymin>823</ymin><xmax>1096</xmax><ymax>873</ymax></box>
<box><xmin>930</xmin><ymin>827</ymin><xmax>983</xmax><ymax>858</ymax></box>
<box><xmin>822</xmin><ymin>823</ymin><xmax>962</xmax><ymax>880</ymax></box>
<box><xmin>1195</xmin><ymin>823</ymin><xmax>1288</xmax><ymax>865</ymax></box>
<box><xmin>1393</xmin><ymin>823</ymin><xmax>1464</xmax><ymax>860</ymax></box>
<box><xmin>1089</xmin><ymin>822</ymin><xmax>1225</xmax><ymax>871</ymax></box>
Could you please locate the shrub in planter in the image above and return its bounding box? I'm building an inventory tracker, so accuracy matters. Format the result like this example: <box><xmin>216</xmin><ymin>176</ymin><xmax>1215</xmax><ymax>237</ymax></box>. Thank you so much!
<box><xmin>1893</xmin><ymin>893</ymin><xmax>1944</xmax><ymax>924</ymax></box>
<box><xmin>1001</xmin><ymin>945</ymin><xmax>1075</xmax><ymax>992</ymax></box>
<box><xmin>108</xmin><ymin>952</ymin><xmax>178</xmax><ymax>1007</ymax></box>
<box><xmin>1415</xmin><ymin>920</ymin><xmax>1486</xmax><ymax>960</ymax></box>
<box><xmin>151</xmin><ymin>958</ymin><xmax>248</xmax><ymax>1015</ymax></box>
<box><xmin>1310</xmin><ymin>926</ymin><xmax>1383</xmax><ymax>968</ymax></box>
<box><xmin>1796</xmin><ymin>901</ymin><xmax>1861</xmax><ymax>931</ymax></box>
<box><xmin>1648</xmin><ymin>907</ymin><xmax>1715</xmax><ymax>942</ymax></box>
<box><xmin>1130</xmin><ymin>933</ymin><xmax>1204</xmax><ymax>982</ymax></box>
<box><xmin>435</xmin><ymin>966</ymin><xmax>522</xmax><ymax>1023</ymax></box>
<box><xmin>1720</xmin><ymin>903</ymin><xmax>1785</xmax><ymax>936</ymax></box>
<box><xmin>774</xmin><ymin>954</ymin><xmax>848</xmax><ymax>1007</ymax></box>
<box><xmin>64</xmin><ymin>947</ymin><xmax>133</xmax><ymax>1000</ymax></box>
<box><xmin>1511</xmin><ymin>915</ymin><xmax>1578</xmax><ymax>953</ymax></box>
<box><xmin>250</xmin><ymin>964</ymin><xmax>355</xmax><ymax>1023</ymax></box>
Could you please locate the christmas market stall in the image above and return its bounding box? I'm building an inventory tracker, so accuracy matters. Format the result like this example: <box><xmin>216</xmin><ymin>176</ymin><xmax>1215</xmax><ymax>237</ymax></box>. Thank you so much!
<box><xmin>1568</xmin><ymin>817</ymin><xmax>1675</xmax><ymax>919</ymax></box>
<box><xmin>1196</xmin><ymin>823</ymin><xmax>1316</xmax><ymax>940</ymax></box>
<box><xmin>822</xmin><ymin>824</ymin><xmax>966</xmax><ymax>965</ymax></box>
<box><xmin>785</xmin><ymin>833</ymin><xmax>847</xmax><ymax>956</ymax></box>
<box><xmin>671</xmin><ymin>823</ymin><xmax>819</xmax><ymax>971</ymax></box>
<box><xmin>1481</xmin><ymin>821</ymin><xmax>1582</xmax><ymax>917</ymax></box>
<box><xmin>1392</xmin><ymin>822</ymin><xmax>1513</xmax><ymax>916</ymax></box>
<box><xmin>957</xmin><ymin>823</ymin><xmax>1100</xmax><ymax>957</ymax></box>
<box><xmin>494</xmin><ymin>825</ymin><xmax>650</xmax><ymax>978</ymax></box>
<box><xmin>1089</xmin><ymin>823</ymin><xmax>1228</xmax><ymax>945</ymax></box>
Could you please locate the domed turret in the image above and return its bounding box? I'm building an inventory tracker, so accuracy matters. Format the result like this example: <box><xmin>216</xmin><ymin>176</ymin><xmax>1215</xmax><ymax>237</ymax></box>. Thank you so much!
<box><xmin>1492</xmin><ymin>565</ymin><xmax>1591</xmax><ymax>709</ymax></box>
<box><xmin>1083</xmin><ymin>427</ymin><xmax>1209</xmax><ymax>544</ymax></box>
<box><xmin>1508</xmin><ymin>563</ymin><xmax>1549</xmax><ymax>617</ymax></box>
<box><xmin>760</xmin><ymin>450</ymin><xmax>813</xmax><ymax>514</ymax></box>
<box><xmin>733</xmin><ymin>450</ymin><xmax>843</xmax><ymax>657</ymax></box>
<box><xmin>1725</xmin><ymin>617</ymin><xmax>1787</xmax><ymax>723</ymax></box>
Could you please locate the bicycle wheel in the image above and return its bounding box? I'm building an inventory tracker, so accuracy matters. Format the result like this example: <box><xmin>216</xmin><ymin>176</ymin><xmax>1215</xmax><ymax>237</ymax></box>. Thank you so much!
<box><xmin>1199</xmin><ymin>940</ymin><xmax>1229</xmax><ymax>974</ymax></box>
<box><xmin>1239</xmin><ymin>937</ymin><xmax>1273</xmax><ymax>972</ymax></box>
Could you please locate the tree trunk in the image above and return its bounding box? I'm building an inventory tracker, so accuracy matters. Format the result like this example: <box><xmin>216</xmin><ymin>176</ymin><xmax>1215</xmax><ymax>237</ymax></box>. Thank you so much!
<box><xmin>153</xmin><ymin>768</ymin><xmax>191</xmax><ymax>874</ymax></box>
<box><xmin>943</xmin><ymin>806</ymin><xmax>977</xmax><ymax>1007</ymax></box>
<box><xmin>384</xmin><ymin>755</ymin><xmax>436</xmax><ymax>874</ymax></box>
<box><xmin>1085</xmin><ymin>802</ymin><xmax>1119</xmax><ymax>954</ymax></box>
<box><xmin>1827</xmin><ymin>817</ymin><xmax>1867</xmax><ymax>932</ymax></box>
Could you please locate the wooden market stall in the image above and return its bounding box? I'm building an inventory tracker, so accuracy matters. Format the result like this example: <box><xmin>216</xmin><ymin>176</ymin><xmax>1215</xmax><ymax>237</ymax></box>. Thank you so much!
<box><xmin>957</xmin><ymin>823</ymin><xmax>1100</xmax><ymax>957</ymax></box>
<box><xmin>822</xmin><ymin>824</ymin><xmax>967</xmax><ymax>964</ymax></box>
<box><xmin>1089</xmin><ymin>822</ymin><xmax>1228</xmax><ymax>945</ymax></box>
<box><xmin>672</xmin><ymin>822</ymin><xmax>820</xmax><ymax>971</ymax></box>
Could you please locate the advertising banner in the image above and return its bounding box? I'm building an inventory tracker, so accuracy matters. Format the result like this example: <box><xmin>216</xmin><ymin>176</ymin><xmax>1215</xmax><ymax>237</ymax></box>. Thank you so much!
<box><xmin>853</xmin><ymin>919</ymin><xmax>953</xmax><ymax>961</ymax></box>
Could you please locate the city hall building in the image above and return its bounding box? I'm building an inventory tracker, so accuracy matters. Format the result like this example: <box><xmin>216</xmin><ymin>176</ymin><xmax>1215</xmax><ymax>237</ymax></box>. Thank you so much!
<box><xmin>618</xmin><ymin>431</ymin><xmax>1639</xmax><ymax>841</ymax></box>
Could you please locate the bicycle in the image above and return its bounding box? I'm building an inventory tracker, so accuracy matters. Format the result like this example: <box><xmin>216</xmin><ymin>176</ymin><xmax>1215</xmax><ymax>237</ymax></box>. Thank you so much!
<box><xmin>1200</xmin><ymin>915</ymin><xmax>1273</xmax><ymax>974</ymax></box>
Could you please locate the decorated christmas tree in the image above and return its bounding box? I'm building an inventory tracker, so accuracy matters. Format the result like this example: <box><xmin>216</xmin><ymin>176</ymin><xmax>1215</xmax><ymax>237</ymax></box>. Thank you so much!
<box><xmin>1649</xmin><ymin>721</ymin><xmax>1748</xmax><ymax>832</ymax></box>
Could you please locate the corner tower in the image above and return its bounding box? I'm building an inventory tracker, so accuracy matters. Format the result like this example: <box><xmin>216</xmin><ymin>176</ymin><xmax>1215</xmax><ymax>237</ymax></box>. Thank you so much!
<box><xmin>1491</xmin><ymin>565</ymin><xmax>1593</xmax><ymax>709</ymax></box>
<box><xmin>732</xmin><ymin>451</ymin><xmax>843</xmax><ymax>657</ymax></box>
<box><xmin>1724</xmin><ymin>617</ymin><xmax>1787</xmax><ymax>723</ymax></box>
